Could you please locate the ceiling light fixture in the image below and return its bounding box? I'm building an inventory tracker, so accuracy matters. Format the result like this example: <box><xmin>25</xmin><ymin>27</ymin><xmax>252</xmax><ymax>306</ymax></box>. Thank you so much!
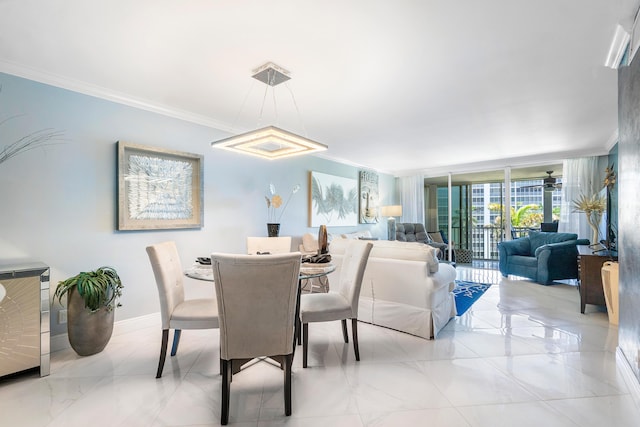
<box><xmin>211</xmin><ymin>62</ymin><xmax>327</xmax><ymax>160</ymax></box>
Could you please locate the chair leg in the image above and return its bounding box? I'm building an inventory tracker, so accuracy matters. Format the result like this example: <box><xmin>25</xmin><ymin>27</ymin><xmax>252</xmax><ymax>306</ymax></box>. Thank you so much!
<box><xmin>302</xmin><ymin>323</ymin><xmax>309</xmax><ymax>368</ymax></box>
<box><xmin>156</xmin><ymin>329</ymin><xmax>169</xmax><ymax>378</ymax></box>
<box><xmin>221</xmin><ymin>359</ymin><xmax>231</xmax><ymax>425</ymax></box>
<box><xmin>351</xmin><ymin>318</ymin><xmax>360</xmax><ymax>361</ymax></box>
<box><xmin>296</xmin><ymin>317</ymin><xmax>301</xmax><ymax>346</ymax></box>
<box><xmin>284</xmin><ymin>353</ymin><xmax>293</xmax><ymax>416</ymax></box>
<box><xmin>341</xmin><ymin>319</ymin><xmax>349</xmax><ymax>343</ymax></box>
<box><xmin>170</xmin><ymin>329</ymin><xmax>182</xmax><ymax>356</ymax></box>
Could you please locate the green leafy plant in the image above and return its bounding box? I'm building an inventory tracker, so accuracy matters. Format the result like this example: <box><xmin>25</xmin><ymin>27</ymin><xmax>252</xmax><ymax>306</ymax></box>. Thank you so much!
<box><xmin>488</xmin><ymin>203</ymin><xmax>544</xmax><ymax>227</ymax></box>
<box><xmin>54</xmin><ymin>266</ymin><xmax>123</xmax><ymax>312</ymax></box>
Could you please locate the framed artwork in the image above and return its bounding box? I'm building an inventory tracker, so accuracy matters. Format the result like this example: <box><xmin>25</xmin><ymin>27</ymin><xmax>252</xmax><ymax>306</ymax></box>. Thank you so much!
<box><xmin>359</xmin><ymin>170</ymin><xmax>379</xmax><ymax>223</ymax></box>
<box><xmin>309</xmin><ymin>171</ymin><xmax>358</xmax><ymax>227</ymax></box>
<box><xmin>117</xmin><ymin>141</ymin><xmax>203</xmax><ymax>230</ymax></box>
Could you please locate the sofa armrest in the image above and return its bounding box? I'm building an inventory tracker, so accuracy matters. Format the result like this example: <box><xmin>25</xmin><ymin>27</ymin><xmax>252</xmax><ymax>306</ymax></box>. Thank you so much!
<box><xmin>534</xmin><ymin>239</ymin><xmax>581</xmax><ymax>284</ymax></box>
<box><xmin>533</xmin><ymin>240</ymin><xmax>578</xmax><ymax>257</ymax></box>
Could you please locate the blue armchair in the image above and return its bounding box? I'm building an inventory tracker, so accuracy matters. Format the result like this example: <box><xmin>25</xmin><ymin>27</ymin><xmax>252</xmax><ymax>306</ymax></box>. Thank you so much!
<box><xmin>498</xmin><ymin>231</ymin><xmax>589</xmax><ymax>285</ymax></box>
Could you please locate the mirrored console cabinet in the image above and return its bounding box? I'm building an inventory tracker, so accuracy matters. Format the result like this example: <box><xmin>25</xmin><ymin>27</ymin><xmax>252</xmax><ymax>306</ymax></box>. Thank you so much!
<box><xmin>0</xmin><ymin>262</ymin><xmax>50</xmax><ymax>378</ymax></box>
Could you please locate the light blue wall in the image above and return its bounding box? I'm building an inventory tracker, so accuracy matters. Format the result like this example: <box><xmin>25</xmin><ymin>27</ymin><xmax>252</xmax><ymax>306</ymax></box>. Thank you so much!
<box><xmin>0</xmin><ymin>72</ymin><xmax>396</xmax><ymax>336</ymax></box>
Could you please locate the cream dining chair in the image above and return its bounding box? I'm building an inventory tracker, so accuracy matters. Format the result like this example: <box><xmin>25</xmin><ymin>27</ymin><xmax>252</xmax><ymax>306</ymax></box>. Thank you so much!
<box><xmin>246</xmin><ymin>236</ymin><xmax>292</xmax><ymax>254</ymax></box>
<box><xmin>210</xmin><ymin>252</ymin><xmax>301</xmax><ymax>425</ymax></box>
<box><xmin>299</xmin><ymin>240</ymin><xmax>373</xmax><ymax>368</ymax></box>
<box><xmin>146</xmin><ymin>241</ymin><xmax>219</xmax><ymax>378</ymax></box>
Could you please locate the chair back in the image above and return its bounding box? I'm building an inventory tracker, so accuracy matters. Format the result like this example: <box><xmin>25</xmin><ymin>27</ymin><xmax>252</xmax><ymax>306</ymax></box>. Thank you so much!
<box><xmin>246</xmin><ymin>236</ymin><xmax>292</xmax><ymax>254</ymax></box>
<box><xmin>211</xmin><ymin>252</ymin><xmax>302</xmax><ymax>360</ymax></box>
<box><xmin>540</xmin><ymin>222</ymin><xmax>559</xmax><ymax>232</ymax></box>
<box><xmin>146</xmin><ymin>241</ymin><xmax>185</xmax><ymax>329</ymax></box>
<box><xmin>335</xmin><ymin>241</ymin><xmax>373</xmax><ymax>317</ymax></box>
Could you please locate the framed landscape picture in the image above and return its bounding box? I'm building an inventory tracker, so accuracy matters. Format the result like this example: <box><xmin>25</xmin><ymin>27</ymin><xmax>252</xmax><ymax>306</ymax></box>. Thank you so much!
<box><xmin>309</xmin><ymin>171</ymin><xmax>358</xmax><ymax>227</ymax></box>
<box><xmin>117</xmin><ymin>141</ymin><xmax>203</xmax><ymax>230</ymax></box>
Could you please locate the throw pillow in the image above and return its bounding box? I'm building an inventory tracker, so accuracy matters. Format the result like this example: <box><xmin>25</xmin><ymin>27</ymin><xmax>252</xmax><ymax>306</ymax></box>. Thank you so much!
<box><xmin>428</xmin><ymin>231</ymin><xmax>445</xmax><ymax>244</ymax></box>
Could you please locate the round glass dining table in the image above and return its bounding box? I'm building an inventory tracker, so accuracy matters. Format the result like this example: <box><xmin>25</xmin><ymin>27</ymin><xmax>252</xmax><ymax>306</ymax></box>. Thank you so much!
<box><xmin>185</xmin><ymin>262</ymin><xmax>336</xmax><ymax>282</ymax></box>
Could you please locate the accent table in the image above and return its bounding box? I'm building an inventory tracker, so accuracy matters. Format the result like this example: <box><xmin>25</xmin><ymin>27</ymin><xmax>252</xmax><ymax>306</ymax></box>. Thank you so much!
<box><xmin>577</xmin><ymin>246</ymin><xmax>617</xmax><ymax>314</ymax></box>
<box><xmin>0</xmin><ymin>262</ymin><xmax>50</xmax><ymax>378</ymax></box>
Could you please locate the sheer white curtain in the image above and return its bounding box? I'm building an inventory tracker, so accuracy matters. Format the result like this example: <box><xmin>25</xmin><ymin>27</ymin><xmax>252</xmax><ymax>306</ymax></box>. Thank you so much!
<box><xmin>425</xmin><ymin>184</ymin><xmax>438</xmax><ymax>231</ymax></box>
<box><xmin>399</xmin><ymin>175</ymin><xmax>425</xmax><ymax>224</ymax></box>
<box><xmin>559</xmin><ymin>157</ymin><xmax>605</xmax><ymax>239</ymax></box>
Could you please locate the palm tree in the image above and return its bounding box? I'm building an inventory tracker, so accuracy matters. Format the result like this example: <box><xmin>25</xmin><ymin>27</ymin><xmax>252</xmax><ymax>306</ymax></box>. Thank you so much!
<box><xmin>488</xmin><ymin>203</ymin><xmax>542</xmax><ymax>227</ymax></box>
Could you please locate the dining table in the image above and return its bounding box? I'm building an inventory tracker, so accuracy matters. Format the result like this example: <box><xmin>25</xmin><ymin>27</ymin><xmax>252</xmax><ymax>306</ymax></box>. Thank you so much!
<box><xmin>184</xmin><ymin>260</ymin><xmax>335</xmax><ymax>283</ymax></box>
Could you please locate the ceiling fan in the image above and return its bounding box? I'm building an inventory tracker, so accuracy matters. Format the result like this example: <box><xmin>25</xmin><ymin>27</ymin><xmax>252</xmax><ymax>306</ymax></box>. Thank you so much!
<box><xmin>521</xmin><ymin>171</ymin><xmax>562</xmax><ymax>192</ymax></box>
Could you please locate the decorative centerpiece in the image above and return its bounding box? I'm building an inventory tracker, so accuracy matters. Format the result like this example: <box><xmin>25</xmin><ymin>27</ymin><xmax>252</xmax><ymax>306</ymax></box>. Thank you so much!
<box><xmin>265</xmin><ymin>183</ymin><xmax>300</xmax><ymax>236</ymax></box>
<box><xmin>572</xmin><ymin>192</ymin><xmax>606</xmax><ymax>247</ymax></box>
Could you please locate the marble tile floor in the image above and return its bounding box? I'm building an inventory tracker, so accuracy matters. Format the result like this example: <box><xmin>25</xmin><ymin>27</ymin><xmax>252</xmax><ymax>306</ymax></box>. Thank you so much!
<box><xmin>2</xmin><ymin>266</ymin><xmax>639</xmax><ymax>426</ymax></box>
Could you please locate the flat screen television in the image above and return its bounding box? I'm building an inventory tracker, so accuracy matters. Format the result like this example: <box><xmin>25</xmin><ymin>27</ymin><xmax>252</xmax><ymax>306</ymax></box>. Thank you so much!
<box><xmin>597</xmin><ymin>186</ymin><xmax>614</xmax><ymax>251</ymax></box>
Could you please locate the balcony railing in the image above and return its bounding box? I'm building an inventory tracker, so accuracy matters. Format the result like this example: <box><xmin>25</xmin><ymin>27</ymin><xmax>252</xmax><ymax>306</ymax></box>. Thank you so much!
<box><xmin>467</xmin><ymin>225</ymin><xmax>539</xmax><ymax>260</ymax></box>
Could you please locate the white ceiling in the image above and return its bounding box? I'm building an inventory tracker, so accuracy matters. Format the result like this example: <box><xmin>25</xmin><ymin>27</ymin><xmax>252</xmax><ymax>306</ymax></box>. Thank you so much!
<box><xmin>1</xmin><ymin>0</ymin><xmax>638</xmax><ymax>176</ymax></box>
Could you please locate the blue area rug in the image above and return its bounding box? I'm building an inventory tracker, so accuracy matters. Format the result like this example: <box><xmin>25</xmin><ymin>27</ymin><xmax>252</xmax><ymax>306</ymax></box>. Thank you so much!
<box><xmin>453</xmin><ymin>280</ymin><xmax>491</xmax><ymax>315</ymax></box>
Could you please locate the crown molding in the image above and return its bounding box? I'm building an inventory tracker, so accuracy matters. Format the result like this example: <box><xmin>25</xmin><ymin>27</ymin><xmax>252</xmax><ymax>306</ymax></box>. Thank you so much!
<box><xmin>396</xmin><ymin>147</ymin><xmax>612</xmax><ymax>179</ymax></box>
<box><xmin>0</xmin><ymin>59</ymin><xmax>235</xmax><ymax>132</ymax></box>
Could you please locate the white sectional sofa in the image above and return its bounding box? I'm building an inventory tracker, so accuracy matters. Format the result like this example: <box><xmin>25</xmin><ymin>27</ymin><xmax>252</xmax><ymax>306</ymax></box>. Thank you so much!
<box><xmin>329</xmin><ymin>239</ymin><xmax>457</xmax><ymax>339</ymax></box>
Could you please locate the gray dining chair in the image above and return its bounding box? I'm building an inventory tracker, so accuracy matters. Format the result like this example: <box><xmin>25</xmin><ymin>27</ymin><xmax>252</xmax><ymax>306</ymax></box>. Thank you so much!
<box><xmin>299</xmin><ymin>240</ymin><xmax>372</xmax><ymax>368</ymax></box>
<box><xmin>146</xmin><ymin>241</ymin><xmax>219</xmax><ymax>378</ymax></box>
<box><xmin>210</xmin><ymin>252</ymin><xmax>302</xmax><ymax>425</ymax></box>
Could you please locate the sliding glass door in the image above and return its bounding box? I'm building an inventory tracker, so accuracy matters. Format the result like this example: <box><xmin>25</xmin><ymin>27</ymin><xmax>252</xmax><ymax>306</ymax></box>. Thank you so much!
<box><xmin>424</xmin><ymin>164</ymin><xmax>563</xmax><ymax>262</ymax></box>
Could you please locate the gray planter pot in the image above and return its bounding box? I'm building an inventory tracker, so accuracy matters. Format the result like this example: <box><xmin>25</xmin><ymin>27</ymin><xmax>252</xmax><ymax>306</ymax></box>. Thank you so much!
<box><xmin>67</xmin><ymin>287</ymin><xmax>115</xmax><ymax>356</ymax></box>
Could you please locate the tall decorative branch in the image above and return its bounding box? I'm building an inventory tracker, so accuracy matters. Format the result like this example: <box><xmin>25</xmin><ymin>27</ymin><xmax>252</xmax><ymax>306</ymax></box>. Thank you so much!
<box><xmin>1</xmin><ymin>85</ymin><xmax>65</xmax><ymax>166</ymax></box>
<box><xmin>0</xmin><ymin>123</ymin><xmax>65</xmax><ymax>166</ymax></box>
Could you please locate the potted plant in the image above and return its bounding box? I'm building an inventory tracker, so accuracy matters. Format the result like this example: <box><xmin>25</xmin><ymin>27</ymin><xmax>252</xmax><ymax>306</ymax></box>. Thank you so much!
<box><xmin>54</xmin><ymin>266</ymin><xmax>123</xmax><ymax>356</ymax></box>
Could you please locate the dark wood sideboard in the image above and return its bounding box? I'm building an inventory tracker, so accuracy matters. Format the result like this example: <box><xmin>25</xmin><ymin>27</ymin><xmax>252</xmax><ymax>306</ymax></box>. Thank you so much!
<box><xmin>577</xmin><ymin>246</ymin><xmax>617</xmax><ymax>313</ymax></box>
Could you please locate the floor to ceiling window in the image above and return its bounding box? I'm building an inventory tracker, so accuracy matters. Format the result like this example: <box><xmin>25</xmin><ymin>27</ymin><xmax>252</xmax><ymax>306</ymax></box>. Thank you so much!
<box><xmin>426</xmin><ymin>165</ymin><xmax>563</xmax><ymax>262</ymax></box>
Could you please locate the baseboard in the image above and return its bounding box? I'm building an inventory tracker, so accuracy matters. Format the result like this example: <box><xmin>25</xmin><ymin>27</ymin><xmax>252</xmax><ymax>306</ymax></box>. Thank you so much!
<box><xmin>50</xmin><ymin>312</ymin><xmax>160</xmax><ymax>353</ymax></box>
<box><xmin>617</xmin><ymin>347</ymin><xmax>640</xmax><ymax>410</ymax></box>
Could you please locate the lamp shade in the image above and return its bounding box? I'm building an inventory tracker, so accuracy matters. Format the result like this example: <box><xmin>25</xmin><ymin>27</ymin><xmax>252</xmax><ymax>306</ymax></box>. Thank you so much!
<box><xmin>380</xmin><ymin>205</ymin><xmax>402</xmax><ymax>217</ymax></box>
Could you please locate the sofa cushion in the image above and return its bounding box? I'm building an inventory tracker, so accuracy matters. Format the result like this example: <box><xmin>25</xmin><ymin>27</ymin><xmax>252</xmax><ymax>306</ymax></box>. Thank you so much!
<box><xmin>340</xmin><ymin>230</ymin><xmax>373</xmax><ymax>240</ymax></box>
<box><xmin>528</xmin><ymin>231</ymin><xmax>578</xmax><ymax>254</ymax></box>
<box><xmin>301</xmin><ymin>233</ymin><xmax>318</xmax><ymax>252</ymax></box>
<box><xmin>330</xmin><ymin>239</ymin><xmax>439</xmax><ymax>274</ymax></box>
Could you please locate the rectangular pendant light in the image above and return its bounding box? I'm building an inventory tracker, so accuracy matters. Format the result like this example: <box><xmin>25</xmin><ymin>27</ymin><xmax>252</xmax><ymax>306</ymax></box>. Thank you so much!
<box><xmin>211</xmin><ymin>62</ymin><xmax>328</xmax><ymax>160</ymax></box>
<box><xmin>211</xmin><ymin>125</ymin><xmax>327</xmax><ymax>160</ymax></box>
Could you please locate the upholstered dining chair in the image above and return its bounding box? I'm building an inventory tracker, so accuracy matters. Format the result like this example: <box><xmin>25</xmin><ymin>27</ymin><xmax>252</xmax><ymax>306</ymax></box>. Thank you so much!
<box><xmin>246</xmin><ymin>236</ymin><xmax>292</xmax><ymax>254</ymax></box>
<box><xmin>146</xmin><ymin>241</ymin><xmax>219</xmax><ymax>379</ymax></box>
<box><xmin>210</xmin><ymin>252</ymin><xmax>302</xmax><ymax>425</ymax></box>
<box><xmin>299</xmin><ymin>240</ymin><xmax>373</xmax><ymax>368</ymax></box>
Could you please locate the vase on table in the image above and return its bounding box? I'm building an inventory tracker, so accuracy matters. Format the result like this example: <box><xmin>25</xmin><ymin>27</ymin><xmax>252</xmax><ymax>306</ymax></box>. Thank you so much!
<box><xmin>318</xmin><ymin>224</ymin><xmax>328</xmax><ymax>254</ymax></box>
<box><xmin>267</xmin><ymin>223</ymin><xmax>280</xmax><ymax>237</ymax></box>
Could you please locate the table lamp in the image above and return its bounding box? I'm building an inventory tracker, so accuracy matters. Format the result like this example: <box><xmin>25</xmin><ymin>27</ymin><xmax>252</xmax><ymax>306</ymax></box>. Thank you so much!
<box><xmin>380</xmin><ymin>205</ymin><xmax>402</xmax><ymax>241</ymax></box>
